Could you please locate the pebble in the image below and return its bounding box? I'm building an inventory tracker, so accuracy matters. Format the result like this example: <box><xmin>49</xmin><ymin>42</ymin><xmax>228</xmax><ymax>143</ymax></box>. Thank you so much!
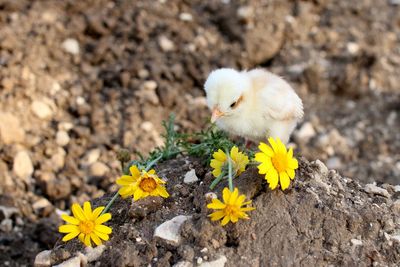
<box><xmin>56</xmin><ymin>131</ymin><xmax>70</xmax><ymax>146</ymax></box>
<box><xmin>205</xmin><ymin>192</ymin><xmax>217</xmax><ymax>202</ymax></box>
<box><xmin>346</xmin><ymin>42</ymin><xmax>360</xmax><ymax>54</ymax></box>
<box><xmin>364</xmin><ymin>183</ymin><xmax>391</xmax><ymax>198</ymax></box>
<box><xmin>0</xmin><ymin>205</ymin><xmax>19</xmax><ymax>220</ymax></box>
<box><xmin>31</xmin><ymin>100</ymin><xmax>53</xmax><ymax>119</ymax></box>
<box><xmin>141</xmin><ymin>80</ymin><xmax>158</xmax><ymax>91</ymax></box>
<box><xmin>51</xmin><ymin>147</ymin><xmax>66</xmax><ymax>171</ymax></box>
<box><xmin>13</xmin><ymin>150</ymin><xmax>34</xmax><ymax>182</ymax></box>
<box><xmin>0</xmin><ymin>112</ymin><xmax>25</xmax><ymax>144</ymax></box>
<box><xmin>34</xmin><ymin>250</ymin><xmax>52</xmax><ymax>267</ymax></box>
<box><xmin>0</xmin><ymin>218</ymin><xmax>13</xmax><ymax>232</ymax></box>
<box><xmin>154</xmin><ymin>215</ymin><xmax>191</xmax><ymax>245</ymax></box>
<box><xmin>350</xmin><ymin>239</ymin><xmax>363</xmax><ymax>246</ymax></box>
<box><xmin>326</xmin><ymin>157</ymin><xmax>342</xmax><ymax>170</ymax></box>
<box><xmin>237</xmin><ymin>6</ymin><xmax>254</xmax><ymax>21</ymax></box>
<box><xmin>158</xmin><ymin>36</ymin><xmax>175</xmax><ymax>52</ymax></box>
<box><xmin>62</xmin><ymin>38</ymin><xmax>80</xmax><ymax>55</ymax></box>
<box><xmin>314</xmin><ymin>159</ymin><xmax>329</xmax><ymax>176</ymax></box>
<box><xmin>140</xmin><ymin>121</ymin><xmax>154</xmax><ymax>132</ymax></box>
<box><xmin>198</xmin><ymin>256</ymin><xmax>227</xmax><ymax>267</ymax></box>
<box><xmin>173</xmin><ymin>261</ymin><xmax>193</xmax><ymax>267</ymax></box>
<box><xmin>89</xmin><ymin>162</ymin><xmax>110</xmax><ymax>177</ymax></box>
<box><xmin>84</xmin><ymin>245</ymin><xmax>106</xmax><ymax>262</ymax></box>
<box><xmin>179</xmin><ymin>13</ymin><xmax>193</xmax><ymax>21</ymax></box>
<box><xmin>32</xmin><ymin>198</ymin><xmax>53</xmax><ymax>216</ymax></box>
<box><xmin>82</xmin><ymin>149</ymin><xmax>101</xmax><ymax>166</ymax></box>
<box><xmin>53</xmin><ymin>256</ymin><xmax>82</xmax><ymax>267</ymax></box>
<box><xmin>294</xmin><ymin>122</ymin><xmax>316</xmax><ymax>143</ymax></box>
<box><xmin>391</xmin><ymin>200</ymin><xmax>400</xmax><ymax>214</ymax></box>
<box><xmin>183</xmin><ymin>169</ymin><xmax>199</xmax><ymax>184</ymax></box>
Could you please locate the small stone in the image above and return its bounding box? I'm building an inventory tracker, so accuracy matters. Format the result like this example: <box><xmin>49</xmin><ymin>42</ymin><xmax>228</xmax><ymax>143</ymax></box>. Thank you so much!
<box><xmin>0</xmin><ymin>206</ymin><xmax>19</xmax><ymax>220</ymax></box>
<box><xmin>32</xmin><ymin>198</ymin><xmax>53</xmax><ymax>217</ymax></box>
<box><xmin>0</xmin><ymin>218</ymin><xmax>12</xmax><ymax>232</ymax></box>
<box><xmin>391</xmin><ymin>200</ymin><xmax>400</xmax><ymax>214</ymax></box>
<box><xmin>351</xmin><ymin>239</ymin><xmax>362</xmax><ymax>246</ymax></box>
<box><xmin>34</xmin><ymin>250</ymin><xmax>52</xmax><ymax>267</ymax></box>
<box><xmin>53</xmin><ymin>256</ymin><xmax>82</xmax><ymax>267</ymax></box>
<box><xmin>391</xmin><ymin>235</ymin><xmax>400</xmax><ymax>242</ymax></box>
<box><xmin>294</xmin><ymin>122</ymin><xmax>316</xmax><ymax>143</ymax></box>
<box><xmin>158</xmin><ymin>36</ymin><xmax>175</xmax><ymax>52</ymax></box>
<box><xmin>314</xmin><ymin>159</ymin><xmax>329</xmax><ymax>176</ymax></box>
<box><xmin>31</xmin><ymin>101</ymin><xmax>53</xmax><ymax>119</ymax></box>
<box><xmin>394</xmin><ymin>185</ymin><xmax>400</xmax><ymax>192</ymax></box>
<box><xmin>56</xmin><ymin>131</ymin><xmax>70</xmax><ymax>146</ymax></box>
<box><xmin>205</xmin><ymin>192</ymin><xmax>217</xmax><ymax>203</ymax></box>
<box><xmin>138</xmin><ymin>69</ymin><xmax>149</xmax><ymax>79</ymax></box>
<box><xmin>237</xmin><ymin>6</ymin><xmax>254</xmax><ymax>21</ymax></box>
<box><xmin>51</xmin><ymin>147</ymin><xmax>66</xmax><ymax>171</ymax></box>
<box><xmin>141</xmin><ymin>121</ymin><xmax>154</xmax><ymax>132</ymax></box>
<box><xmin>179</xmin><ymin>13</ymin><xmax>193</xmax><ymax>21</ymax></box>
<box><xmin>13</xmin><ymin>151</ymin><xmax>34</xmax><ymax>182</ymax></box>
<box><xmin>62</xmin><ymin>38</ymin><xmax>80</xmax><ymax>55</ymax></box>
<box><xmin>364</xmin><ymin>183</ymin><xmax>391</xmax><ymax>198</ymax></box>
<box><xmin>154</xmin><ymin>215</ymin><xmax>191</xmax><ymax>245</ymax></box>
<box><xmin>82</xmin><ymin>149</ymin><xmax>101</xmax><ymax>166</ymax></box>
<box><xmin>183</xmin><ymin>169</ymin><xmax>199</xmax><ymax>184</ymax></box>
<box><xmin>89</xmin><ymin>162</ymin><xmax>110</xmax><ymax>177</ymax></box>
<box><xmin>346</xmin><ymin>42</ymin><xmax>360</xmax><ymax>54</ymax></box>
<box><xmin>141</xmin><ymin>80</ymin><xmax>158</xmax><ymax>91</ymax></box>
<box><xmin>58</xmin><ymin>122</ymin><xmax>74</xmax><ymax>131</ymax></box>
<box><xmin>326</xmin><ymin>157</ymin><xmax>342</xmax><ymax>170</ymax></box>
<box><xmin>0</xmin><ymin>112</ymin><xmax>25</xmax><ymax>144</ymax></box>
<box><xmin>84</xmin><ymin>245</ymin><xmax>106</xmax><ymax>262</ymax></box>
<box><xmin>198</xmin><ymin>256</ymin><xmax>227</xmax><ymax>267</ymax></box>
<box><xmin>173</xmin><ymin>261</ymin><xmax>193</xmax><ymax>267</ymax></box>
<box><xmin>389</xmin><ymin>0</ymin><xmax>400</xmax><ymax>5</ymax></box>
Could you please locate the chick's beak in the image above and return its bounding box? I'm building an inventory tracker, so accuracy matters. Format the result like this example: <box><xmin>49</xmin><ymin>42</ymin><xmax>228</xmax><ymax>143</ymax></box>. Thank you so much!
<box><xmin>211</xmin><ymin>107</ymin><xmax>224</xmax><ymax>123</ymax></box>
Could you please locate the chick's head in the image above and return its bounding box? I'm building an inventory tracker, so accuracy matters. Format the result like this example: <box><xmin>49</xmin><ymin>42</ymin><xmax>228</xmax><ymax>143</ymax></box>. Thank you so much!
<box><xmin>204</xmin><ymin>68</ymin><xmax>250</xmax><ymax>123</ymax></box>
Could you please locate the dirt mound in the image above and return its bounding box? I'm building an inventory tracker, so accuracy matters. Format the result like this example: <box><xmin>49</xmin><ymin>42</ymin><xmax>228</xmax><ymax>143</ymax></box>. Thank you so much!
<box><xmin>33</xmin><ymin>157</ymin><xmax>400</xmax><ymax>267</ymax></box>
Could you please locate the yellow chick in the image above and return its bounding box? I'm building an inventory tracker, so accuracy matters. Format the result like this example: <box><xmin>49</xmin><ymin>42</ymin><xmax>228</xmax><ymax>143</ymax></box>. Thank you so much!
<box><xmin>204</xmin><ymin>68</ymin><xmax>303</xmax><ymax>144</ymax></box>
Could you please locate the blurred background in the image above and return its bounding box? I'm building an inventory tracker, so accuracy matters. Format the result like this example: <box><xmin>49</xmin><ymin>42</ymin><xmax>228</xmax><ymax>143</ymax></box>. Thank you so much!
<box><xmin>0</xmin><ymin>0</ymin><xmax>399</xmax><ymax>265</ymax></box>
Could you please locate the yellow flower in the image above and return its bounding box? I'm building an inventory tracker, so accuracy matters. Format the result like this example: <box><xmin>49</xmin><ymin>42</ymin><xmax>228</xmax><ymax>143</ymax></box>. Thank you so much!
<box><xmin>254</xmin><ymin>137</ymin><xmax>299</xmax><ymax>190</ymax></box>
<box><xmin>210</xmin><ymin>146</ymin><xmax>249</xmax><ymax>177</ymax></box>
<box><xmin>207</xmin><ymin>187</ymin><xmax>255</xmax><ymax>226</ymax></box>
<box><xmin>116</xmin><ymin>165</ymin><xmax>169</xmax><ymax>201</ymax></box>
<box><xmin>59</xmin><ymin>201</ymin><xmax>112</xmax><ymax>247</ymax></box>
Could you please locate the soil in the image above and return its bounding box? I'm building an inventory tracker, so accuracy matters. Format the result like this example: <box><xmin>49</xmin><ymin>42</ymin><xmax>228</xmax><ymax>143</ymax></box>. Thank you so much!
<box><xmin>0</xmin><ymin>0</ymin><xmax>399</xmax><ymax>266</ymax></box>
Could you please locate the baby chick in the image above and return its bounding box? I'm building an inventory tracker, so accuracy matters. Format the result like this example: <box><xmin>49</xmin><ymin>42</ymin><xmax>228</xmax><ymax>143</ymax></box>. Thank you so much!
<box><xmin>204</xmin><ymin>68</ymin><xmax>303</xmax><ymax>144</ymax></box>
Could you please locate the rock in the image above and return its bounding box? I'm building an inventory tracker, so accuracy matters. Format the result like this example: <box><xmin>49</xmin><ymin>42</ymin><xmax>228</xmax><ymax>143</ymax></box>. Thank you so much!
<box><xmin>0</xmin><ymin>205</ymin><xmax>19</xmax><ymax>220</ymax></box>
<box><xmin>173</xmin><ymin>261</ymin><xmax>193</xmax><ymax>267</ymax></box>
<box><xmin>351</xmin><ymin>239</ymin><xmax>362</xmax><ymax>246</ymax></box>
<box><xmin>326</xmin><ymin>157</ymin><xmax>342</xmax><ymax>169</ymax></box>
<box><xmin>13</xmin><ymin>150</ymin><xmax>34</xmax><ymax>182</ymax></box>
<box><xmin>158</xmin><ymin>36</ymin><xmax>175</xmax><ymax>52</ymax></box>
<box><xmin>82</xmin><ymin>149</ymin><xmax>101</xmax><ymax>166</ymax></box>
<box><xmin>34</xmin><ymin>250</ymin><xmax>52</xmax><ymax>267</ymax></box>
<box><xmin>135</xmin><ymin>81</ymin><xmax>159</xmax><ymax>105</ymax></box>
<box><xmin>364</xmin><ymin>184</ymin><xmax>391</xmax><ymax>198</ymax></box>
<box><xmin>84</xmin><ymin>245</ymin><xmax>106</xmax><ymax>262</ymax></box>
<box><xmin>62</xmin><ymin>38</ymin><xmax>80</xmax><ymax>55</ymax></box>
<box><xmin>89</xmin><ymin>162</ymin><xmax>110</xmax><ymax>177</ymax></box>
<box><xmin>141</xmin><ymin>80</ymin><xmax>158</xmax><ymax>91</ymax></box>
<box><xmin>154</xmin><ymin>215</ymin><xmax>191</xmax><ymax>245</ymax></box>
<box><xmin>198</xmin><ymin>255</ymin><xmax>227</xmax><ymax>267</ymax></box>
<box><xmin>179</xmin><ymin>13</ymin><xmax>193</xmax><ymax>22</ymax></box>
<box><xmin>346</xmin><ymin>42</ymin><xmax>360</xmax><ymax>55</ymax></box>
<box><xmin>183</xmin><ymin>169</ymin><xmax>199</xmax><ymax>184</ymax></box>
<box><xmin>31</xmin><ymin>101</ymin><xmax>53</xmax><ymax>119</ymax></box>
<box><xmin>140</xmin><ymin>121</ymin><xmax>154</xmax><ymax>132</ymax></box>
<box><xmin>237</xmin><ymin>6</ymin><xmax>254</xmax><ymax>22</ymax></box>
<box><xmin>53</xmin><ymin>256</ymin><xmax>82</xmax><ymax>267</ymax></box>
<box><xmin>56</xmin><ymin>131</ymin><xmax>70</xmax><ymax>146</ymax></box>
<box><xmin>0</xmin><ymin>112</ymin><xmax>25</xmax><ymax>144</ymax></box>
<box><xmin>58</xmin><ymin>122</ymin><xmax>74</xmax><ymax>131</ymax></box>
<box><xmin>314</xmin><ymin>160</ymin><xmax>329</xmax><ymax>176</ymax></box>
<box><xmin>51</xmin><ymin>147</ymin><xmax>66</xmax><ymax>171</ymax></box>
<box><xmin>44</xmin><ymin>178</ymin><xmax>71</xmax><ymax>200</ymax></box>
<box><xmin>32</xmin><ymin>198</ymin><xmax>53</xmax><ymax>217</ymax></box>
<box><xmin>391</xmin><ymin>200</ymin><xmax>400</xmax><ymax>214</ymax></box>
<box><xmin>294</xmin><ymin>122</ymin><xmax>316</xmax><ymax>143</ymax></box>
<box><xmin>0</xmin><ymin>218</ymin><xmax>13</xmax><ymax>232</ymax></box>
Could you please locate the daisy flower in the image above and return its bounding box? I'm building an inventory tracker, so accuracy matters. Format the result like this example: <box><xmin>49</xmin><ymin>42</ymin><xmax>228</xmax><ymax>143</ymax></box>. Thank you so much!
<box><xmin>210</xmin><ymin>146</ymin><xmax>249</xmax><ymax>178</ymax></box>
<box><xmin>207</xmin><ymin>187</ymin><xmax>255</xmax><ymax>226</ymax></box>
<box><xmin>254</xmin><ymin>137</ymin><xmax>299</xmax><ymax>190</ymax></box>
<box><xmin>59</xmin><ymin>201</ymin><xmax>112</xmax><ymax>247</ymax></box>
<box><xmin>116</xmin><ymin>165</ymin><xmax>169</xmax><ymax>201</ymax></box>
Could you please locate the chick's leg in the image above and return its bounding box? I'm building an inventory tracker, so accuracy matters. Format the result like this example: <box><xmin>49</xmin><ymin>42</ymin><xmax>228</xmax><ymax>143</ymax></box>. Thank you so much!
<box><xmin>268</xmin><ymin>120</ymin><xmax>298</xmax><ymax>144</ymax></box>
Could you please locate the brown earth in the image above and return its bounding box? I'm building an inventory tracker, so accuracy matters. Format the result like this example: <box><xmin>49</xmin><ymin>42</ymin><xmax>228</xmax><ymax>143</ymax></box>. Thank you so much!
<box><xmin>0</xmin><ymin>0</ymin><xmax>399</xmax><ymax>266</ymax></box>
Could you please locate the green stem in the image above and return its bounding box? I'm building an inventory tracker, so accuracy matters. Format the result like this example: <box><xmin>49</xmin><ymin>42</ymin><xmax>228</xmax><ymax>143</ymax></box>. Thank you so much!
<box><xmin>209</xmin><ymin>171</ymin><xmax>225</xmax><ymax>190</ymax></box>
<box><xmin>145</xmin><ymin>154</ymin><xmax>163</xmax><ymax>171</ymax></box>
<box><xmin>226</xmin><ymin>148</ymin><xmax>234</xmax><ymax>192</ymax></box>
<box><xmin>101</xmin><ymin>192</ymin><xmax>119</xmax><ymax>215</ymax></box>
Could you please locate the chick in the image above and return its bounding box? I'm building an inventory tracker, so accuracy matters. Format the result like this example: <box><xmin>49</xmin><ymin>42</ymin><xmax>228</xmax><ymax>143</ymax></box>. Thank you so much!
<box><xmin>204</xmin><ymin>68</ymin><xmax>303</xmax><ymax>144</ymax></box>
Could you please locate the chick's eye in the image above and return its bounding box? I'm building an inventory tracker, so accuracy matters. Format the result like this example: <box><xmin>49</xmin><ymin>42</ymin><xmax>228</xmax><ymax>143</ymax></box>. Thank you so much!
<box><xmin>230</xmin><ymin>102</ymin><xmax>237</xmax><ymax>108</ymax></box>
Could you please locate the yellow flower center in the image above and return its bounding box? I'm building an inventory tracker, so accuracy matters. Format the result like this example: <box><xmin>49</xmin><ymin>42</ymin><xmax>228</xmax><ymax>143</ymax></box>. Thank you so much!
<box><xmin>79</xmin><ymin>220</ymin><xmax>95</xmax><ymax>234</ymax></box>
<box><xmin>224</xmin><ymin>204</ymin><xmax>239</xmax><ymax>216</ymax></box>
<box><xmin>139</xmin><ymin>178</ymin><xmax>157</xmax><ymax>192</ymax></box>
<box><xmin>271</xmin><ymin>153</ymin><xmax>288</xmax><ymax>173</ymax></box>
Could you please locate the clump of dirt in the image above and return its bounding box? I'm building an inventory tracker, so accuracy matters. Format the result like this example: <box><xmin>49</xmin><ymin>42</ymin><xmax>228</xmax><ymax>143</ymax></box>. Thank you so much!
<box><xmin>41</xmin><ymin>156</ymin><xmax>400</xmax><ymax>267</ymax></box>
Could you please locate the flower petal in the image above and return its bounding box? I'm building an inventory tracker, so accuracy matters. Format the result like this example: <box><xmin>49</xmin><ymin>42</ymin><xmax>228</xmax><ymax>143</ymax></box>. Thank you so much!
<box><xmin>266</xmin><ymin>169</ymin><xmax>279</xmax><ymax>190</ymax></box>
<box><xmin>280</xmin><ymin>172</ymin><xmax>290</xmax><ymax>190</ymax></box>
<box><xmin>59</xmin><ymin>224</ymin><xmax>79</xmax><ymax>233</ymax></box>
<box><xmin>213</xmin><ymin>149</ymin><xmax>227</xmax><ymax>162</ymax></box>
<box><xmin>95</xmin><ymin>225</ymin><xmax>112</xmax><ymax>234</ymax></box>
<box><xmin>286</xmin><ymin>168</ymin><xmax>295</xmax><ymax>179</ymax></box>
<box><xmin>94</xmin><ymin>230</ymin><xmax>109</xmax><ymax>241</ymax></box>
<box><xmin>92</xmin><ymin>207</ymin><xmax>105</xmax><ymax>220</ymax></box>
<box><xmin>71</xmin><ymin>203</ymin><xmax>86</xmax><ymax>221</ymax></box>
<box><xmin>258</xmin><ymin>143</ymin><xmax>274</xmax><ymax>157</ymax></box>
<box><xmin>222</xmin><ymin>187</ymin><xmax>231</xmax><ymax>204</ymax></box>
<box><xmin>83</xmin><ymin>202</ymin><xmax>92</xmax><ymax>220</ymax></box>
<box><xmin>268</xmin><ymin>137</ymin><xmax>279</xmax><ymax>153</ymax></box>
<box><xmin>90</xmin><ymin>233</ymin><xmax>102</xmax><ymax>246</ymax></box>
<box><xmin>116</xmin><ymin>176</ymin><xmax>134</xmax><ymax>186</ymax></box>
<box><xmin>229</xmin><ymin>188</ymin><xmax>239</xmax><ymax>205</ymax></box>
<box><xmin>210</xmin><ymin>159</ymin><xmax>223</xmax><ymax>169</ymax></box>
<box><xmin>209</xmin><ymin>211</ymin><xmax>226</xmax><ymax>221</ymax></box>
<box><xmin>84</xmin><ymin>234</ymin><xmax>92</xmax><ymax>247</ymax></box>
<box><xmin>156</xmin><ymin>186</ymin><xmax>170</xmax><ymax>198</ymax></box>
<box><xmin>133</xmin><ymin>189</ymin><xmax>143</xmax><ymax>201</ymax></box>
<box><xmin>61</xmin><ymin>214</ymin><xmax>80</xmax><ymax>225</ymax></box>
<box><xmin>288</xmin><ymin>158</ymin><xmax>298</xmax><ymax>169</ymax></box>
<box><xmin>62</xmin><ymin>231</ymin><xmax>80</xmax><ymax>242</ymax></box>
<box><xmin>78</xmin><ymin>233</ymin><xmax>85</xmax><ymax>243</ymax></box>
<box><xmin>129</xmin><ymin>165</ymin><xmax>141</xmax><ymax>178</ymax></box>
<box><xmin>95</xmin><ymin>213</ymin><xmax>111</xmax><ymax>225</ymax></box>
<box><xmin>212</xmin><ymin>168</ymin><xmax>222</xmax><ymax>178</ymax></box>
<box><xmin>207</xmin><ymin>199</ymin><xmax>226</xmax><ymax>210</ymax></box>
<box><xmin>221</xmin><ymin>215</ymin><xmax>230</xmax><ymax>226</ymax></box>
